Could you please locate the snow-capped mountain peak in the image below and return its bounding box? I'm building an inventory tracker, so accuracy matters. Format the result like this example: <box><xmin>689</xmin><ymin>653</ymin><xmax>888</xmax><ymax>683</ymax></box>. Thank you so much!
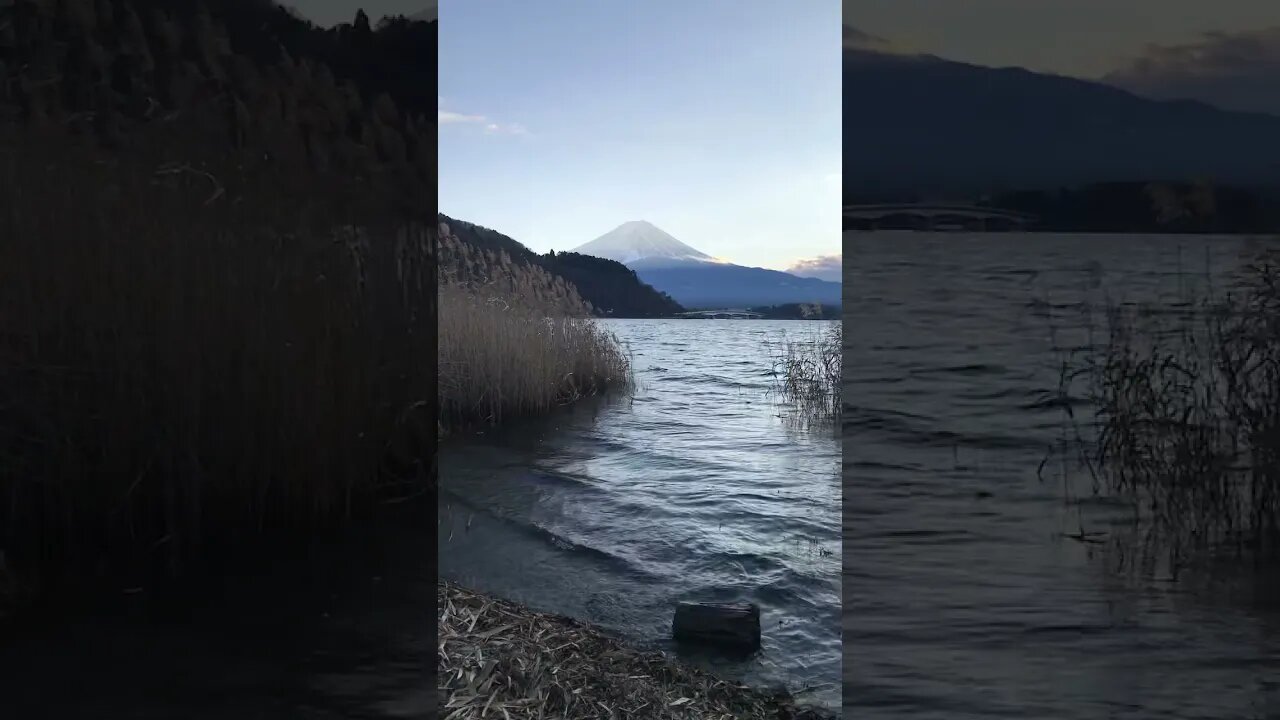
<box><xmin>571</xmin><ymin>220</ymin><xmax>713</xmax><ymax>265</ymax></box>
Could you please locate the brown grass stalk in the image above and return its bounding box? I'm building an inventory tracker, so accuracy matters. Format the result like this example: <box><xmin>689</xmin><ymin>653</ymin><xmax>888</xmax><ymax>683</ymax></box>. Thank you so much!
<box><xmin>0</xmin><ymin>127</ymin><xmax>436</xmax><ymax>599</ymax></box>
<box><xmin>437</xmin><ymin>277</ymin><xmax>633</xmax><ymax>435</ymax></box>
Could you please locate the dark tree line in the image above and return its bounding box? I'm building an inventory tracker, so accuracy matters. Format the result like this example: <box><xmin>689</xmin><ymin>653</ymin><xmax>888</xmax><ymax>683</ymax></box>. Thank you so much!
<box><xmin>986</xmin><ymin>182</ymin><xmax>1280</xmax><ymax>233</ymax></box>
<box><xmin>748</xmin><ymin>303</ymin><xmax>840</xmax><ymax>320</ymax></box>
<box><xmin>545</xmin><ymin>251</ymin><xmax>683</xmax><ymax>318</ymax></box>
<box><xmin>849</xmin><ymin>181</ymin><xmax>1280</xmax><ymax>234</ymax></box>
<box><xmin>0</xmin><ymin>0</ymin><xmax>436</xmax><ymax>219</ymax></box>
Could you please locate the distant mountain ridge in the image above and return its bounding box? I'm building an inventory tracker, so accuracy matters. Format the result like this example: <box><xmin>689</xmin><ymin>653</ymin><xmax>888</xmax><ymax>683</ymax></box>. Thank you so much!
<box><xmin>844</xmin><ymin>41</ymin><xmax>1280</xmax><ymax>198</ymax></box>
<box><xmin>572</xmin><ymin>221</ymin><xmax>841</xmax><ymax>309</ymax></box>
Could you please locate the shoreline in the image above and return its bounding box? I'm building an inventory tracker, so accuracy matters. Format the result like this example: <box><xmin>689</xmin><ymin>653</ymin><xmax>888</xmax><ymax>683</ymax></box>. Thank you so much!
<box><xmin>438</xmin><ymin>579</ymin><xmax>836</xmax><ymax>719</ymax></box>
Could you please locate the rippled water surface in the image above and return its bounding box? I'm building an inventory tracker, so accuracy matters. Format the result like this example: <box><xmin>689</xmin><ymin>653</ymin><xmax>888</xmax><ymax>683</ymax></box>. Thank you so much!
<box><xmin>438</xmin><ymin>319</ymin><xmax>842</xmax><ymax>710</ymax></box>
<box><xmin>845</xmin><ymin>233</ymin><xmax>1280</xmax><ymax>719</ymax></box>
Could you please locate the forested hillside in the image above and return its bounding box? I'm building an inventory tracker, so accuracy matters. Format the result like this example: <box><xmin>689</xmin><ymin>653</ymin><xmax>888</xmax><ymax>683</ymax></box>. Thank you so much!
<box><xmin>438</xmin><ymin>219</ymin><xmax>594</xmax><ymax>316</ymax></box>
<box><xmin>0</xmin><ymin>0</ymin><xmax>435</xmax><ymax>209</ymax></box>
<box><xmin>546</xmin><ymin>250</ymin><xmax>684</xmax><ymax>317</ymax></box>
<box><xmin>439</xmin><ymin>214</ymin><xmax>684</xmax><ymax>317</ymax></box>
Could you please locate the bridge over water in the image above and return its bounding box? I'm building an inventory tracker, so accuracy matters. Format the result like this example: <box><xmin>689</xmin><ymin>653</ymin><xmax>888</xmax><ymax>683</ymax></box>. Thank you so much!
<box><xmin>844</xmin><ymin>203</ymin><xmax>1038</xmax><ymax>232</ymax></box>
<box><xmin>675</xmin><ymin>309</ymin><xmax>764</xmax><ymax>319</ymax></box>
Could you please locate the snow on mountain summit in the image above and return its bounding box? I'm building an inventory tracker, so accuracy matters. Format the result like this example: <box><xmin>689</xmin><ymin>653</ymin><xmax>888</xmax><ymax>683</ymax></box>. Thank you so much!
<box><xmin>571</xmin><ymin>220</ymin><xmax>713</xmax><ymax>265</ymax></box>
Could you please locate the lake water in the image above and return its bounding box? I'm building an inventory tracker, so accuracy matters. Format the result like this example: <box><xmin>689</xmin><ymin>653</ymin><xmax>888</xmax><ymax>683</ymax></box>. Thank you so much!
<box><xmin>438</xmin><ymin>318</ymin><xmax>842</xmax><ymax>711</ymax></box>
<box><xmin>844</xmin><ymin>232</ymin><xmax>1280</xmax><ymax>719</ymax></box>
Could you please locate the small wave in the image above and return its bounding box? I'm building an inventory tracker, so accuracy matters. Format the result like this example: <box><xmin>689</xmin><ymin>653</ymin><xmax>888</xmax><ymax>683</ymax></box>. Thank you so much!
<box><xmin>689</xmin><ymin>551</ymin><xmax>786</xmax><ymax>580</ymax></box>
<box><xmin>753</xmin><ymin>570</ymin><xmax>838</xmax><ymax>611</ymax></box>
<box><xmin>843</xmin><ymin>458</ymin><xmax>919</xmax><ymax>473</ymax></box>
<box><xmin>1017</xmin><ymin>392</ymin><xmax>1091</xmax><ymax>412</ymax></box>
<box><xmin>1021</xmin><ymin>623</ymin><xmax>1119</xmax><ymax>637</ymax></box>
<box><xmin>844</xmin><ymin>412</ymin><xmax>1043</xmax><ymax>452</ymax></box>
<box><xmin>523</xmin><ymin>523</ymin><xmax>661</xmax><ymax>581</ymax></box>
<box><xmin>439</xmin><ymin>489</ymin><xmax>658</xmax><ymax>582</ymax></box>
<box><xmin>909</xmin><ymin>363</ymin><xmax>1009</xmax><ymax>377</ymax></box>
<box><xmin>843</xmin><ymin>403</ymin><xmax>934</xmax><ymax>423</ymax></box>
<box><xmin>521</xmin><ymin>468</ymin><xmax>607</xmax><ymax>492</ymax></box>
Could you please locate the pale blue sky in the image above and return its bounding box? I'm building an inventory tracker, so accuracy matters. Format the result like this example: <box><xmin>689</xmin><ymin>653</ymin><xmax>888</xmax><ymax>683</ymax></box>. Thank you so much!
<box><xmin>439</xmin><ymin>0</ymin><xmax>841</xmax><ymax>272</ymax></box>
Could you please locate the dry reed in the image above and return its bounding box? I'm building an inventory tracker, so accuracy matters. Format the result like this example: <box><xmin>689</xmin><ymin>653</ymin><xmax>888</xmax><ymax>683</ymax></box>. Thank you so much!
<box><xmin>438</xmin><ymin>580</ymin><xmax>833</xmax><ymax>720</ymax></box>
<box><xmin>437</xmin><ymin>278</ymin><xmax>632</xmax><ymax>435</ymax></box>
<box><xmin>768</xmin><ymin>323</ymin><xmax>842</xmax><ymax>426</ymax></box>
<box><xmin>0</xmin><ymin>128</ymin><xmax>437</xmax><ymax>595</ymax></box>
<box><xmin>1061</xmin><ymin>246</ymin><xmax>1280</xmax><ymax>572</ymax></box>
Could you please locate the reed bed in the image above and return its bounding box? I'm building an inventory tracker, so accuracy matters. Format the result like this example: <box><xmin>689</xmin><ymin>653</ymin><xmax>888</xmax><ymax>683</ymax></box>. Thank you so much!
<box><xmin>0</xmin><ymin>130</ymin><xmax>437</xmax><ymax>597</ymax></box>
<box><xmin>438</xmin><ymin>580</ymin><xmax>833</xmax><ymax>720</ymax></box>
<box><xmin>768</xmin><ymin>323</ymin><xmax>842</xmax><ymax>426</ymax></box>
<box><xmin>1062</xmin><ymin>246</ymin><xmax>1280</xmax><ymax>571</ymax></box>
<box><xmin>437</xmin><ymin>280</ymin><xmax>633</xmax><ymax>434</ymax></box>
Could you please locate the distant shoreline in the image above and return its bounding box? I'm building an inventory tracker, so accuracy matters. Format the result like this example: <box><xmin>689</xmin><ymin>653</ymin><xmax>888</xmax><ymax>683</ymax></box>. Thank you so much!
<box><xmin>844</xmin><ymin>229</ymin><xmax>1279</xmax><ymax>237</ymax></box>
<box><xmin>599</xmin><ymin>304</ymin><xmax>840</xmax><ymax>321</ymax></box>
<box><xmin>845</xmin><ymin>181</ymin><xmax>1280</xmax><ymax>235</ymax></box>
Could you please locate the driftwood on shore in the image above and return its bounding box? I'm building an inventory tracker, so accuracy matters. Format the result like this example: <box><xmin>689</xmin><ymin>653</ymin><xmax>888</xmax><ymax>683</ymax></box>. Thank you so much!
<box><xmin>672</xmin><ymin>601</ymin><xmax>762</xmax><ymax>652</ymax></box>
<box><xmin>438</xmin><ymin>580</ymin><xmax>832</xmax><ymax>720</ymax></box>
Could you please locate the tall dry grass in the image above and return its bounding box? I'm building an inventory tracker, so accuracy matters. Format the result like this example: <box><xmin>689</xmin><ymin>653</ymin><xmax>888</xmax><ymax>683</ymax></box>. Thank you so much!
<box><xmin>1061</xmin><ymin>246</ymin><xmax>1280</xmax><ymax>571</ymax></box>
<box><xmin>437</xmin><ymin>280</ymin><xmax>632</xmax><ymax>434</ymax></box>
<box><xmin>0</xmin><ymin>129</ymin><xmax>437</xmax><ymax>592</ymax></box>
<box><xmin>768</xmin><ymin>322</ymin><xmax>842</xmax><ymax>426</ymax></box>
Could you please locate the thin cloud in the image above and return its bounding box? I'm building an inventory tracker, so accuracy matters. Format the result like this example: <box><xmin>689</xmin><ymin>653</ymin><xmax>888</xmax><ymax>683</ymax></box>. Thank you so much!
<box><xmin>787</xmin><ymin>254</ymin><xmax>842</xmax><ymax>282</ymax></box>
<box><xmin>843</xmin><ymin>24</ymin><xmax>920</xmax><ymax>58</ymax></box>
<box><xmin>484</xmin><ymin>122</ymin><xmax>529</xmax><ymax>136</ymax></box>
<box><xmin>843</xmin><ymin>25</ymin><xmax>891</xmax><ymax>52</ymax></box>
<box><xmin>439</xmin><ymin>101</ymin><xmax>530</xmax><ymax>135</ymax></box>
<box><xmin>1104</xmin><ymin>27</ymin><xmax>1280</xmax><ymax>116</ymax></box>
<box><xmin>439</xmin><ymin>110</ymin><xmax>486</xmax><ymax>124</ymax></box>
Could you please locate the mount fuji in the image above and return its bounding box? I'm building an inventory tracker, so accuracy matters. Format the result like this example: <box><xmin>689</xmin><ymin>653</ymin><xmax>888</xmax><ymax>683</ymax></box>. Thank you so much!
<box><xmin>571</xmin><ymin>221</ymin><xmax>841</xmax><ymax>309</ymax></box>
<box><xmin>571</xmin><ymin>220</ymin><xmax>714</xmax><ymax>266</ymax></box>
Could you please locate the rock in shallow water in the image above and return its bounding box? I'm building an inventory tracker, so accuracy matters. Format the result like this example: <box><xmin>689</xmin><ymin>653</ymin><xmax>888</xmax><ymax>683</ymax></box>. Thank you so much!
<box><xmin>672</xmin><ymin>601</ymin><xmax>761</xmax><ymax>652</ymax></box>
